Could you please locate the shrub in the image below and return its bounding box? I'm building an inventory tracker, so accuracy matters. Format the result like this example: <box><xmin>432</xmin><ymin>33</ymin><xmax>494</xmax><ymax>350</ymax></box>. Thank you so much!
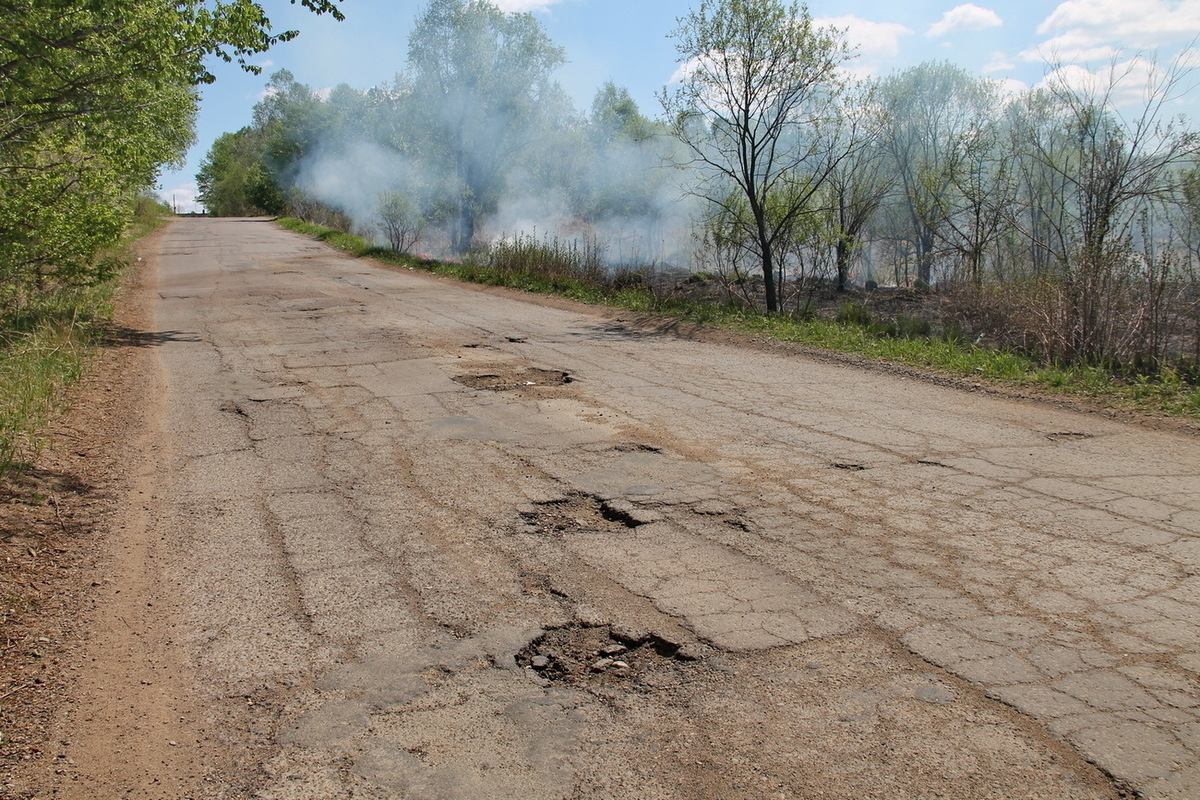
<box><xmin>836</xmin><ymin>301</ymin><xmax>872</xmax><ymax>327</ymax></box>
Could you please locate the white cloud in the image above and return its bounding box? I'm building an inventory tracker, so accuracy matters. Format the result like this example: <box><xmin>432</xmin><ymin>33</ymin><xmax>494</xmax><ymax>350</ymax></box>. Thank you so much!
<box><xmin>926</xmin><ymin>4</ymin><xmax>1003</xmax><ymax>38</ymax></box>
<box><xmin>1020</xmin><ymin>37</ymin><xmax>1122</xmax><ymax>64</ymax></box>
<box><xmin>668</xmin><ymin>56</ymin><xmax>702</xmax><ymax>86</ymax></box>
<box><xmin>983</xmin><ymin>51</ymin><xmax>1016</xmax><ymax>72</ymax></box>
<box><xmin>996</xmin><ymin>77</ymin><xmax>1030</xmax><ymax>99</ymax></box>
<box><xmin>1037</xmin><ymin>55</ymin><xmax>1176</xmax><ymax>107</ymax></box>
<box><xmin>492</xmin><ymin>0</ymin><xmax>563</xmax><ymax>11</ymax></box>
<box><xmin>815</xmin><ymin>15</ymin><xmax>913</xmax><ymax>60</ymax></box>
<box><xmin>666</xmin><ymin>14</ymin><xmax>911</xmax><ymax>86</ymax></box>
<box><xmin>1028</xmin><ymin>0</ymin><xmax>1200</xmax><ymax>61</ymax></box>
<box><xmin>1177</xmin><ymin>46</ymin><xmax>1200</xmax><ymax>68</ymax></box>
<box><xmin>158</xmin><ymin>181</ymin><xmax>202</xmax><ymax>214</ymax></box>
<box><xmin>667</xmin><ymin>16</ymin><xmax>910</xmax><ymax>85</ymax></box>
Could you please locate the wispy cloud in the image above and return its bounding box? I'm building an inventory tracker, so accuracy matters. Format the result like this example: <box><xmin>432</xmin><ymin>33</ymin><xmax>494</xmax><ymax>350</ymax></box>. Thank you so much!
<box><xmin>926</xmin><ymin>4</ymin><xmax>1003</xmax><ymax>38</ymax></box>
<box><xmin>816</xmin><ymin>15</ymin><xmax>913</xmax><ymax>59</ymax></box>
<box><xmin>1026</xmin><ymin>0</ymin><xmax>1200</xmax><ymax>62</ymax></box>
<box><xmin>814</xmin><ymin>15</ymin><xmax>912</xmax><ymax>80</ymax></box>
<box><xmin>983</xmin><ymin>51</ymin><xmax>1016</xmax><ymax>73</ymax></box>
<box><xmin>1038</xmin><ymin>55</ymin><xmax>1178</xmax><ymax>107</ymax></box>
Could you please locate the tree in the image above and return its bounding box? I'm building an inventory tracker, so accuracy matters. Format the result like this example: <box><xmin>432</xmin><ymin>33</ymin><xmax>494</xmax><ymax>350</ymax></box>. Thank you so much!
<box><xmin>196</xmin><ymin>128</ymin><xmax>284</xmax><ymax>216</ymax></box>
<box><xmin>407</xmin><ymin>0</ymin><xmax>566</xmax><ymax>252</ymax></box>
<box><xmin>591</xmin><ymin>82</ymin><xmax>656</xmax><ymax>145</ymax></box>
<box><xmin>939</xmin><ymin>92</ymin><xmax>1016</xmax><ymax>286</ymax></box>
<box><xmin>577</xmin><ymin>83</ymin><xmax>672</xmax><ymax>259</ymax></box>
<box><xmin>1009</xmin><ymin>55</ymin><xmax>1200</xmax><ymax>364</ymax></box>
<box><xmin>660</xmin><ymin>0</ymin><xmax>851</xmax><ymax>312</ymax></box>
<box><xmin>0</xmin><ymin>0</ymin><xmax>344</xmax><ymax>301</ymax></box>
<box><xmin>376</xmin><ymin>192</ymin><xmax>425</xmax><ymax>252</ymax></box>
<box><xmin>821</xmin><ymin>85</ymin><xmax>891</xmax><ymax>291</ymax></box>
<box><xmin>878</xmin><ymin>61</ymin><xmax>993</xmax><ymax>286</ymax></box>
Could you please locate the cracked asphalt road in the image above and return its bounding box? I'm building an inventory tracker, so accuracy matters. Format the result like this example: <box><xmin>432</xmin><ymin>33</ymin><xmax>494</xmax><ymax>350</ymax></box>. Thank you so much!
<box><xmin>31</xmin><ymin>217</ymin><xmax>1200</xmax><ymax>798</ymax></box>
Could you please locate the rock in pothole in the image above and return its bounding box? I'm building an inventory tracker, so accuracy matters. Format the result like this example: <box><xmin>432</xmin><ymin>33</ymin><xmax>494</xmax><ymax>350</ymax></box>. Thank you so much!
<box><xmin>517</xmin><ymin>624</ymin><xmax>707</xmax><ymax>691</ymax></box>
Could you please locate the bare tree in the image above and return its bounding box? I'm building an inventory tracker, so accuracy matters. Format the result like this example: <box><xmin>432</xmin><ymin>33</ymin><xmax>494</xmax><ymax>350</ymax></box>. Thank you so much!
<box><xmin>1010</xmin><ymin>53</ymin><xmax>1200</xmax><ymax>364</ymax></box>
<box><xmin>822</xmin><ymin>84</ymin><xmax>892</xmax><ymax>291</ymax></box>
<box><xmin>878</xmin><ymin>61</ymin><xmax>993</xmax><ymax>286</ymax></box>
<box><xmin>377</xmin><ymin>191</ymin><xmax>424</xmax><ymax>253</ymax></box>
<box><xmin>660</xmin><ymin>0</ymin><xmax>851</xmax><ymax>313</ymax></box>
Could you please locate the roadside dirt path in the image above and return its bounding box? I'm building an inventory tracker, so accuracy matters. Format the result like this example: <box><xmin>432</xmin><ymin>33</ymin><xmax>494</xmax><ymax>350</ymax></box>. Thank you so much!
<box><xmin>9</xmin><ymin>217</ymin><xmax>1200</xmax><ymax>799</ymax></box>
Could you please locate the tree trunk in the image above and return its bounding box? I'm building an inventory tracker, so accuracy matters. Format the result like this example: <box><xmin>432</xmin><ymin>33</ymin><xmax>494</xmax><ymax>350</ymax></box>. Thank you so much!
<box><xmin>454</xmin><ymin>205</ymin><xmax>475</xmax><ymax>254</ymax></box>
<box><xmin>836</xmin><ymin>238</ymin><xmax>851</xmax><ymax>292</ymax></box>
<box><xmin>754</xmin><ymin>204</ymin><xmax>778</xmax><ymax>313</ymax></box>
<box><xmin>917</xmin><ymin>229</ymin><xmax>934</xmax><ymax>286</ymax></box>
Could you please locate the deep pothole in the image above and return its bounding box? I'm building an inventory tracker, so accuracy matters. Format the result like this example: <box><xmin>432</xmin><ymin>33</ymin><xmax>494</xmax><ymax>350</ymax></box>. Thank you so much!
<box><xmin>517</xmin><ymin>624</ymin><xmax>710</xmax><ymax>690</ymax></box>
<box><xmin>453</xmin><ymin>367</ymin><xmax>572</xmax><ymax>392</ymax></box>
<box><xmin>516</xmin><ymin>493</ymin><xmax>662</xmax><ymax>535</ymax></box>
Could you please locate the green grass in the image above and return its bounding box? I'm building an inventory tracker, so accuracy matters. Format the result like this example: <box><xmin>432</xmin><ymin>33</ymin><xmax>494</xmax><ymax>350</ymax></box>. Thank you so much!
<box><xmin>0</xmin><ymin>200</ymin><xmax>171</xmax><ymax>476</ymax></box>
<box><xmin>0</xmin><ymin>296</ymin><xmax>95</xmax><ymax>471</ymax></box>
<box><xmin>276</xmin><ymin>217</ymin><xmax>1200</xmax><ymax>421</ymax></box>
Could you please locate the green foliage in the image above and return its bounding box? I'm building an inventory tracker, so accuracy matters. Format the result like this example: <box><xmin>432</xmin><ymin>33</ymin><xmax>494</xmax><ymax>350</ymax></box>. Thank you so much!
<box><xmin>0</xmin><ymin>297</ymin><xmax>92</xmax><ymax>472</ymax></box>
<box><xmin>591</xmin><ymin>82</ymin><xmax>656</xmax><ymax>144</ymax></box>
<box><xmin>475</xmin><ymin>232</ymin><xmax>606</xmax><ymax>284</ymax></box>
<box><xmin>1</xmin><ymin>0</ymin><xmax>344</xmax><ymax>297</ymax></box>
<box><xmin>197</xmin><ymin>129</ymin><xmax>285</xmax><ymax>216</ymax></box>
<box><xmin>661</xmin><ymin>0</ymin><xmax>852</xmax><ymax>312</ymax></box>
<box><xmin>835</xmin><ymin>301</ymin><xmax>872</xmax><ymax>326</ymax></box>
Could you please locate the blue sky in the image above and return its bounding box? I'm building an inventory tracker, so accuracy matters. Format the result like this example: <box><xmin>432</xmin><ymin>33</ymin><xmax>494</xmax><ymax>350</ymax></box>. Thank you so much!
<box><xmin>158</xmin><ymin>0</ymin><xmax>1200</xmax><ymax>212</ymax></box>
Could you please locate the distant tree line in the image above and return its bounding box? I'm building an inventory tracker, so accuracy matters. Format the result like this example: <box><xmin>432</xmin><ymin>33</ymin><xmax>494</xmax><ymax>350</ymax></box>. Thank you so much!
<box><xmin>200</xmin><ymin>0</ymin><xmax>1200</xmax><ymax>373</ymax></box>
<box><xmin>0</xmin><ymin>0</ymin><xmax>344</xmax><ymax>310</ymax></box>
<box><xmin>199</xmin><ymin>0</ymin><xmax>681</xmax><ymax>265</ymax></box>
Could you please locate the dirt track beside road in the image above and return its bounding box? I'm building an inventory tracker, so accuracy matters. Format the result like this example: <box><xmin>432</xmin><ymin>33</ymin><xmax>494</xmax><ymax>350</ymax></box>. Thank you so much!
<box><xmin>9</xmin><ymin>217</ymin><xmax>1200</xmax><ymax>799</ymax></box>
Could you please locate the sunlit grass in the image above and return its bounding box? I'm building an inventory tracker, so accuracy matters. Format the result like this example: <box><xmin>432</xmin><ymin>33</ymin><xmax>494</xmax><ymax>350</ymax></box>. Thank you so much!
<box><xmin>276</xmin><ymin>217</ymin><xmax>1200</xmax><ymax>420</ymax></box>
<box><xmin>0</xmin><ymin>200</ymin><xmax>168</xmax><ymax>476</ymax></box>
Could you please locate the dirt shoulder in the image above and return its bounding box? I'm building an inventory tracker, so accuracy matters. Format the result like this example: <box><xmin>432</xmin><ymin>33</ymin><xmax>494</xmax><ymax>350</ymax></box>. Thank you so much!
<box><xmin>0</xmin><ymin>223</ymin><xmax>209</xmax><ymax>798</ymax></box>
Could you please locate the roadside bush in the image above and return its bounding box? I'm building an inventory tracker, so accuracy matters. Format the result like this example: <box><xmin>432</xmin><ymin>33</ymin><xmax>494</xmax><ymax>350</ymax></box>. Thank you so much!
<box><xmin>478</xmin><ymin>232</ymin><xmax>606</xmax><ymax>285</ymax></box>
<box><xmin>835</xmin><ymin>301</ymin><xmax>872</xmax><ymax>327</ymax></box>
<box><xmin>875</xmin><ymin>314</ymin><xmax>931</xmax><ymax>339</ymax></box>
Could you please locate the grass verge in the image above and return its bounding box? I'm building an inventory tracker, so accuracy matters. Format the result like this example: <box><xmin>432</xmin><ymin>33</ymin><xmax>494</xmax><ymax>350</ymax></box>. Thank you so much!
<box><xmin>0</xmin><ymin>202</ymin><xmax>171</xmax><ymax>476</ymax></box>
<box><xmin>276</xmin><ymin>217</ymin><xmax>1200</xmax><ymax>421</ymax></box>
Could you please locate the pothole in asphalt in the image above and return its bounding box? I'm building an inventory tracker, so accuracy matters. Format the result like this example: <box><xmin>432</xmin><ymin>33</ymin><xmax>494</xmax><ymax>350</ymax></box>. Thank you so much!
<box><xmin>453</xmin><ymin>367</ymin><xmax>573</xmax><ymax>392</ymax></box>
<box><xmin>612</xmin><ymin>442</ymin><xmax>662</xmax><ymax>453</ymax></box>
<box><xmin>516</xmin><ymin>493</ymin><xmax>663</xmax><ymax>535</ymax></box>
<box><xmin>219</xmin><ymin>400</ymin><xmax>248</xmax><ymax>417</ymax></box>
<box><xmin>1045</xmin><ymin>431</ymin><xmax>1093</xmax><ymax>441</ymax></box>
<box><xmin>831</xmin><ymin>462</ymin><xmax>867</xmax><ymax>471</ymax></box>
<box><xmin>517</xmin><ymin>624</ymin><xmax>712</xmax><ymax>691</ymax></box>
